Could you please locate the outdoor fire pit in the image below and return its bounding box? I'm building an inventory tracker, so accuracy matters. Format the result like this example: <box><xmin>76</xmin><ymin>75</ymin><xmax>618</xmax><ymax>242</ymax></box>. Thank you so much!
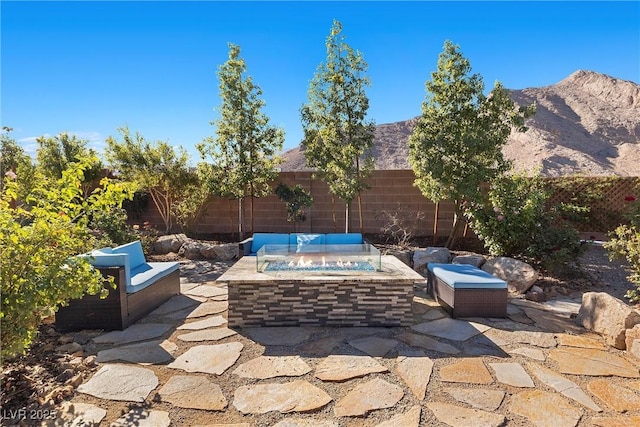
<box><xmin>218</xmin><ymin>244</ymin><xmax>425</xmax><ymax>328</ymax></box>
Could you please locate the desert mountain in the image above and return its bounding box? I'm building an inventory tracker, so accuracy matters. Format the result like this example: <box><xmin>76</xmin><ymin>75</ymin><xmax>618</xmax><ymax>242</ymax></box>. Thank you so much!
<box><xmin>281</xmin><ymin>70</ymin><xmax>640</xmax><ymax>176</ymax></box>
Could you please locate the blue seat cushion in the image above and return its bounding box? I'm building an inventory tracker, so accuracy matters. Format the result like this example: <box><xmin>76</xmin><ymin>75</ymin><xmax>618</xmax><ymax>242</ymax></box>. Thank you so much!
<box><xmin>128</xmin><ymin>262</ymin><xmax>180</xmax><ymax>294</ymax></box>
<box><xmin>428</xmin><ymin>263</ymin><xmax>507</xmax><ymax>289</ymax></box>
<box><xmin>112</xmin><ymin>240</ymin><xmax>146</xmax><ymax>270</ymax></box>
<box><xmin>325</xmin><ymin>233</ymin><xmax>363</xmax><ymax>245</ymax></box>
<box><xmin>251</xmin><ymin>233</ymin><xmax>290</xmax><ymax>254</ymax></box>
<box><xmin>291</xmin><ymin>233</ymin><xmax>325</xmax><ymax>252</ymax></box>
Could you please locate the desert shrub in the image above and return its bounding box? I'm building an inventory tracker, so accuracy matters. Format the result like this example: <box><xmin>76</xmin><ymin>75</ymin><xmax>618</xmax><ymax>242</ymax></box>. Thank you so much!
<box><xmin>376</xmin><ymin>203</ymin><xmax>425</xmax><ymax>248</ymax></box>
<box><xmin>605</xmin><ymin>195</ymin><xmax>640</xmax><ymax>302</ymax></box>
<box><xmin>0</xmin><ymin>160</ymin><xmax>134</xmax><ymax>361</ymax></box>
<box><xmin>171</xmin><ymin>182</ymin><xmax>211</xmax><ymax>238</ymax></box>
<box><xmin>466</xmin><ymin>172</ymin><xmax>583</xmax><ymax>267</ymax></box>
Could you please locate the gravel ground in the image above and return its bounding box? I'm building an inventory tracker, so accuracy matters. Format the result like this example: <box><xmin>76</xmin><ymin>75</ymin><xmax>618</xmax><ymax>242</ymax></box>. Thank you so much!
<box><xmin>576</xmin><ymin>242</ymin><xmax>635</xmax><ymax>301</ymax></box>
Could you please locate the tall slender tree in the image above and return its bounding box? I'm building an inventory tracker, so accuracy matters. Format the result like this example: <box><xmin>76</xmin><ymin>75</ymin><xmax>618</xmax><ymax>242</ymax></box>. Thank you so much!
<box><xmin>198</xmin><ymin>43</ymin><xmax>284</xmax><ymax>239</ymax></box>
<box><xmin>301</xmin><ymin>20</ymin><xmax>375</xmax><ymax>233</ymax></box>
<box><xmin>408</xmin><ymin>40</ymin><xmax>535</xmax><ymax>248</ymax></box>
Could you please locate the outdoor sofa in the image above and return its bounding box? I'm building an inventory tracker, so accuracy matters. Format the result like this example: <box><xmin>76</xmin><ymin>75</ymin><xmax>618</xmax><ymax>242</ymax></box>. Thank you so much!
<box><xmin>55</xmin><ymin>240</ymin><xmax>180</xmax><ymax>331</ymax></box>
<box><xmin>427</xmin><ymin>263</ymin><xmax>508</xmax><ymax>318</ymax></box>
<box><xmin>239</xmin><ymin>232</ymin><xmax>368</xmax><ymax>257</ymax></box>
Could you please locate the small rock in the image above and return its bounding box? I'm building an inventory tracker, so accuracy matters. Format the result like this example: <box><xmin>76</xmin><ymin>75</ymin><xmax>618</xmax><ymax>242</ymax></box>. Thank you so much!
<box><xmin>56</xmin><ymin>342</ymin><xmax>83</xmax><ymax>353</ymax></box>
<box><xmin>56</xmin><ymin>369</ymin><xmax>75</xmax><ymax>382</ymax></box>
<box><xmin>525</xmin><ymin>289</ymin><xmax>547</xmax><ymax>302</ymax></box>
<box><xmin>452</xmin><ymin>254</ymin><xmax>486</xmax><ymax>267</ymax></box>
<box><xmin>83</xmin><ymin>355</ymin><xmax>97</xmax><ymax>367</ymax></box>
<box><xmin>58</xmin><ymin>335</ymin><xmax>75</xmax><ymax>344</ymax></box>
<box><xmin>67</xmin><ymin>373</ymin><xmax>84</xmax><ymax>388</ymax></box>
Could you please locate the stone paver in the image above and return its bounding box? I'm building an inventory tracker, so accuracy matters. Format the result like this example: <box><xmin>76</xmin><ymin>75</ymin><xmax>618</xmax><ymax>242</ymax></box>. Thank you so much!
<box><xmin>187</xmin><ymin>301</ymin><xmax>229</xmax><ymax>318</ymax></box>
<box><xmin>395</xmin><ymin>331</ymin><xmax>460</xmax><ymax>355</ymax></box>
<box><xmin>334</xmin><ymin>378</ymin><xmax>404</xmax><ymax>417</ymax></box>
<box><xmin>177</xmin><ymin>327</ymin><xmax>237</xmax><ymax>342</ymax></box>
<box><xmin>96</xmin><ymin>339</ymin><xmax>177</xmax><ymax>364</ymax></box>
<box><xmin>51</xmin><ymin>402</ymin><xmax>106</xmax><ymax>426</ymax></box>
<box><xmin>587</xmin><ymin>378</ymin><xmax>640</xmax><ymax>412</ymax></box>
<box><xmin>483</xmin><ymin>329</ymin><xmax>557</xmax><ymax>348</ymax></box>
<box><xmin>549</xmin><ymin>347</ymin><xmax>640</xmax><ymax>378</ymax></box>
<box><xmin>168</xmin><ymin>342</ymin><xmax>243</xmax><ymax>375</ymax></box>
<box><xmin>315</xmin><ymin>355</ymin><xmax>387</xmax><ymax>381</ymax></box>
<box><xmin>233</xmin><ymin>380</ymin><xmax>332</xmax><ymax>414</ymax></box>
<box><xmin>444</xmin><ymin>387</ymin><xmax>505</xmax><ymax>411</ymax></box>
<box><xmin>242</xmin><ymin>327</ymin><xmax>312</xmax><ymax>346</ymax></box>
<box><xmin>411</xmin><ymin>318</ymin><xmax>490</xmax><ymax>341</ymax></box>
<box><xmin>375</xmin><ymin>405</ymin><xmax>421</xmax><ymax>427</ymax></box>
<box><xmin>299</xmin><ymin>336</ymin><xmax>343</xmax><ymax>355</ymax></box>
<box><xmin>439</xmin><ymin>358</ymin><xmax>493</xmax><ymax>384</ymax></box>
<box><xmin>233</xmin><ymin>356</ymin><xmax>311</xmax><ymax>379</ymax></box>
<box><xmin>556</xmin><ymin>333</ymin><xmax>606</xmax><ymax>349</ymax></box>
<box><xmin>489</xmin><ymin>362</ymin><xmax>535</xmax><ymax>387</ymax></box>
<box><xmin>591</xmin><ymin>416</ymin><xmax>640</xmax><ymax>426</ymax></box>
<box><xmin>422</xmin><ymin>308</ymin><xmax>447</xmax><ymax>321</ymax></box>
<box><xmin>521</xmin><ymin>306</ymin><xmax>583</xmax><ymax>333</ymax></box>
<box><xmin>273</xmin><ymin>420</ymin><xmax>338</xmax><ymax>427</ymax></box>
<box><xmin>394</xmin><ymin>349</ymin><xmax>433</xmax><ymax>399</ymax></box>
<box><xmin>92</xmin><ymin>323</ymin><xmax>172</xmax><ymax>345</ymax></box>
<box><xmin>158</xmin><ymin>375</ymin><xmax>227</xmax><ymax>410</ymax></box>
<box><xmin>184</xmin><ymin>284</ymin><xmax>228</xmax><ymax>298</ymax></box>
<box><xmin>527</xmin><ymin>362</ymin><xmax>602</xmax><ymax>412</ymax></box>
<box><xmin>77</xmin><ymin>364</ymin><xmax>158</xmax><ymax>402</ymax></box>
<box><xmin>110</xmin><ymin>409</ymin><xmax>170</xmax><ymax>427</ymax></box>
<box><xmin>508</xmin><ymin>346</ymin><xmax>546</xmax><ymax>361</ymax></box>
<box><xmin>150</xmin><ymin>294</ymin><xmax>201</xmax><ymax>315</ymax></box>
<box><xmin>177</xmin><ymin>315</ymin><xmax>227</xmax><ymax>330</ymax></box>
<box><xmin>509</xmin><ymin>390</ymin><xmax>582</xmax><ymax>427</ymax></box>
<box><xmin>347</xmin><ymin>336</ymin><xmax>398</xmax><ymax>357</ymax></box>
<box><xmin>427</xmin><ymin>402</ymin><xmax>506</xmax><ymax>427</ymax></box>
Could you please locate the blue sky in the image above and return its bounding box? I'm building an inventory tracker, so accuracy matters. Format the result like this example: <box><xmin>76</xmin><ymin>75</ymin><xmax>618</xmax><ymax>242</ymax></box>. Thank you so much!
<box><xmin>2</xmin><ymin>1</ymin><xmax>639</xmax><ymax>163</ymax></box>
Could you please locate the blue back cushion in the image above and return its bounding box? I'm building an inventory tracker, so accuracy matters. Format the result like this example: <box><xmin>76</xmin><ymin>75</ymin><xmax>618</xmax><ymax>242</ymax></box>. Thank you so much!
<box><xmin>251</xmin><ymin>233</ymin><xmax>290</xmax><ymax>253</ymax></box>
<box><xmin>326</xmin><ymin>233</ymin><xmax>363</xmax><ymax>245</ymax></box>
<box><xmin>113</xmin><ymin>240</ymin><xmax>146</xmax><ymax>270</ymax></box>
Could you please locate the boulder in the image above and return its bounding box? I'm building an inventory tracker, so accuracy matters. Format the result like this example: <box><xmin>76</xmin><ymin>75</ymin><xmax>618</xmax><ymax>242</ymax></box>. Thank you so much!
<box><xmin>154</xmin><ymin>234</ymin><xmax>187</xmax><ymax>254</ymax></box>
<box><xmin>577</xmin><ymin>292</ymin><xmax>640</xmax><ymax>349</ymax></box>
<box><xmin>178</xmin><ymin>240</ymin><xmax>203</xmax><ymax>260</ymax></box>
<box><xmin>626</xmin><ymin>324</ymin><xmax>640</xmax><ymax>352</ymax></box>
<box><xmin>482</xmin><ymin>257</ymin><xmax>538</xmax><ymax>294</ymax></box>
<box><xmin>413</xmin><ymin>247</ymin><xmax>450</xmax><ymax>273</ymax></box>
<box><xmin>525</xmin><ymin>285</ymin><xmax>546</xmax><ymax>303</ymax></box>
<box><xmin>452</xmin><ymin>254</ymin><xmax>486</xmax><ymax>268</ymax></box>
<box><xmin>202</xmin><ymin>243</ymin><xmax>238</xmax><ymax>261</ymax></box>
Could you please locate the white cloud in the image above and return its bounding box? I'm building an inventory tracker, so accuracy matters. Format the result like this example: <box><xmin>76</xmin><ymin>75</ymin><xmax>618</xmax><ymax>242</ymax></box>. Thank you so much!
<box><xmin>18</xmin><ymin>131</ymin><xmax>107</xmax><ymax>157</ymax></box>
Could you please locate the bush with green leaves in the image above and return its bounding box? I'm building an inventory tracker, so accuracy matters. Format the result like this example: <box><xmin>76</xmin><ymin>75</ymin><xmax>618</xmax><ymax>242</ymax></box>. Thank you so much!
<box><xmin>466</xmin><ymin>173</ymin><xmax>583</xmax><ymax>267</ymax></box>
<box><xmin>275</xmin><ymin>183</ymin><xmax>313</xmax><ymax>231</ymax></box>
<box><xmin>605</xmin><ymin>195</ymin><xmax>640</xmax><ymax>302</ymax></box>
<box><xmin>0</xmin><ymin>159</ymin><xmax>134</xmax><ymax>361</ymax></box>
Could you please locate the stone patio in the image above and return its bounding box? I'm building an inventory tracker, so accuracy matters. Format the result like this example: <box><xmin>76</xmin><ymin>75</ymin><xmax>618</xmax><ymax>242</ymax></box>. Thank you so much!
<box><xmin>48</xmin><ymin>259</ymin><xmax>640</xmax><ymax>426</ymax></box>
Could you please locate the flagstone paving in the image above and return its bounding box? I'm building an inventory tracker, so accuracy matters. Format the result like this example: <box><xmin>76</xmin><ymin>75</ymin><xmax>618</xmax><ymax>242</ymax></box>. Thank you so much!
<box><xmin>55</xmin><ymin>261</ymin><xmax>640</xmax><ymax>426</ymax></box>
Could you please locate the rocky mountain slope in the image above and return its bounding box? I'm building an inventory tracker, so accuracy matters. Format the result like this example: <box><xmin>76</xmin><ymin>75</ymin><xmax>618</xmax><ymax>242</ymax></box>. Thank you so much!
<box><xmin>281</xmin><ymin>70</ymin><xmax>640</xmax><ymax>176</ymax></box>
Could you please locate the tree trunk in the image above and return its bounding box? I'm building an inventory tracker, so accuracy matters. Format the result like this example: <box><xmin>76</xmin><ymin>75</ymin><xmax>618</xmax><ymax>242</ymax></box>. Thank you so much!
<box><xmin>357</xmin><ymin>193</ymin><xmax>364</xmax><ymax>233</ymax></box>
<box><xmin>238</xmin><ymin>197</ymin><xmax>244</xmax><ymax>241</ymax></box>
<box><xmin>331</xmin><ymin>195</ymin><xmax>337</xmax><ymax>232</ymax></box>
<box><xmin>445</xmin><ymin>204</ymin><xmax>465</xmax><ymax>249</ymax></box>
<box><xmin>228</xmin><ymin>199</ymin><xmax>234</xmax><ymax>240</ymax></box>
<box><xmin>345</xmin><ymin>202</ymin><xmax>350</xmax><ymax>233</ymax></box>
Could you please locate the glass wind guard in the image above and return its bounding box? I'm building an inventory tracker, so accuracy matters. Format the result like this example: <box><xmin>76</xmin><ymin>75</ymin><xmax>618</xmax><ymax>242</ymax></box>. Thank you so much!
<box><xmin>256</xmin><ymin>244</ymin><xmax>381</xmax><ymax>272</ymax></box>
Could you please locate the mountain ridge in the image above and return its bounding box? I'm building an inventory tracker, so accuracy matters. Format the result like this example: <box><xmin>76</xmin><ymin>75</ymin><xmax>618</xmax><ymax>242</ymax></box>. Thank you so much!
<box><xmin>281</xmin><ymin>70</ymin><xmax>640</xmax><ymax>176</ymax></box>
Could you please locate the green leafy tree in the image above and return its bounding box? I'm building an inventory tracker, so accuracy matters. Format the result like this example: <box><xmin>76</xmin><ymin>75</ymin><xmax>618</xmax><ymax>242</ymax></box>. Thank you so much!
<box><xmin>275</xmin><ymin>183</ymin><xmax>314</xmax><ymax>231</ymax></box>
<box><xmin>105</xmin><ymin>126</ymin><xmax>195</xmax><ymax>234</ymax></box>
<box><xmin>36</xmin><ymin>132</ymin><xmax>103</xmax><ymax>198</ymax></box>
<box><xmin>408</xmin><ymin>40</ymin><xmax>535</xmax><ymax>248</ymax></box>
<box><xmin>0</xmin><ymin>158</ymin><xmax>134</xmax><ymax>361</ymax></box>
<box><xmin>198</xmin><ymin>43</ymin><xmax>284</xmax><ymax>238</ymax></box>
<box><xmin>605</xmin><ymin>195</ymin><xmax>640</xmax><ymax>302</ymax></box>
<box><xmin>301</xmin><ymin>20</ymin><xmax>375</xmax><ymax>233</ymax></box>
<box><xmin>1</xmin><ymin>127</ymin><xmax>33</xmax><ymax>193</ymax></box>
<box><xmin>171</xmin><ymin>168</ymin><xmax>211</xmax><ymax>238</ymax></box>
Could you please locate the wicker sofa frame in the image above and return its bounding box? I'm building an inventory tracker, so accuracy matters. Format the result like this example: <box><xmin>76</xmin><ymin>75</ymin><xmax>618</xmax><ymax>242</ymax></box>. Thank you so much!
<box><xmin>427</xmin><ymin>268</ymin><xmax>507</xmax><ymax>318</ymax></box>
<box><xmin>55</xmin><ymin>266</ymin><xmax>180</xmax><ymax>331</ymax></box>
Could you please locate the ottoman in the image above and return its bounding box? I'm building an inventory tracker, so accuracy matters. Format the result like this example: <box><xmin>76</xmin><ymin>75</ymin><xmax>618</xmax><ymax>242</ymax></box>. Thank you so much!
<box><xmin>427</xmin><ymin>263</ymin><xmax>507</xmax><ymax>318</ymax></box>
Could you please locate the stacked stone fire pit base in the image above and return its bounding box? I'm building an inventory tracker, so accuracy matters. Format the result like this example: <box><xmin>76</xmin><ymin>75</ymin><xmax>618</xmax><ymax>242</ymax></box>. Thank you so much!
<box><xmin>218</xmin><ymin>255</ymin><xmax>425</xmax><ymax>327</ymax></box>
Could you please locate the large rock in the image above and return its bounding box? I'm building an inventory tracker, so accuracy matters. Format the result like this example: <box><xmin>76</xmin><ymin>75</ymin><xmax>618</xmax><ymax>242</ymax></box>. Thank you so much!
<box><xmin>154</xmin><ymin>233</ymin><xmax>187</xmax><ymax>254</ymax></box>
<box><xmin>577</xmin><ymin>292</ymin><xmax>640</xmax><ymax>349</ymax></box>
<box><xmin>178</xmin><ymin>240</ymin><xmax>203</xmax><ymax>260</ymax></box>
<box><xmin>482</xmin><ymin>257</ymin><xmax>538</xmax><ymax>294</ymax></box>
<box><xmin>452</xmin><ymin>254</ymin><xmax>486</xmax><ymax>267</ymax></box>
<box><xmin>412</xmin><ymin>247</ymin><xmax>450</xmax><ymax>273</ymax></box>
<box><xmin>200</xmin><ymin>242</ymin><xmax>238</xmax><ymax>261</ymax></box>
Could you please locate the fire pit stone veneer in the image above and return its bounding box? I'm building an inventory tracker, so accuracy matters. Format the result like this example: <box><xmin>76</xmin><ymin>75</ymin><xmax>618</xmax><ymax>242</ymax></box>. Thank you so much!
<box><xmin>218</xmin><ymin>255</ymin><xmax>425</xmax><ymax>327</ymax></box>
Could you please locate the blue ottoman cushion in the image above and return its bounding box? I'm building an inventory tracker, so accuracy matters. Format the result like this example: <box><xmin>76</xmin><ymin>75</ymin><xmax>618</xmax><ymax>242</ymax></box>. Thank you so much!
<box><xmin>427</xmin><ymin>263</ymin><xmax>507</xmax><ymax>289</ymax></box>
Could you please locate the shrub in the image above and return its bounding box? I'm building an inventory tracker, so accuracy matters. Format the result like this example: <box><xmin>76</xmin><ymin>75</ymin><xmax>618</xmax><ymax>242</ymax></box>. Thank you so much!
<box><xmin>605</xmin><ymin>195</ymin><xmax>640</xmax><ymax>302</ymax></box>
<box><xmin>0</xmin><ymin>160</ymin><xmax>134</xmax><ymax>361</ymax></box>
<box><xmin>376</xmin><ymin>203</ymin><xmax>425</xmax><ymax>248</ymax></box>
<box><xmin>466</xmin><ymin>172</ymin><xmax>583</xmax><ymax>267</ymax></box>
<box><xmin>275</xmin><ymin>183</ymin><xmax>313</xmax><ymax>231</ymax></box>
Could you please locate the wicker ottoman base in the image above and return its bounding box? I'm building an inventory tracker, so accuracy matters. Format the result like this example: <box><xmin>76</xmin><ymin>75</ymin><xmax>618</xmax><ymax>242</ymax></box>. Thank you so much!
<box><xmin>427</xmin><ymin>264</ymin><xmax>507</xmax><ymax>318</ymax></box>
